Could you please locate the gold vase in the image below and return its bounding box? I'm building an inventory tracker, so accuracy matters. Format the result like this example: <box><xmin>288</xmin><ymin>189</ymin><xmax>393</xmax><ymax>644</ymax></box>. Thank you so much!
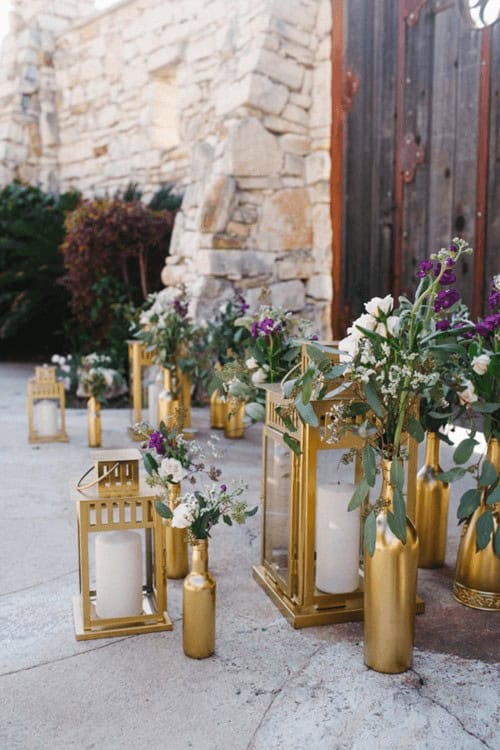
<box><xmin>210</xmin><ymin>391</ymin><xmax>226</xmax><ymax>429</ymax></box>
<box><xmin>178</xmin><ymin>369</ymin><xmax>192</xmax><ymax>429</ymax></box>
<box><xmin>163</xmin><ymin>483</ymin><xmax>189</xmax><ymax>579</ymax></box>
<box><xmin>224</xmin><ymin>399</ymin><xmax>245</xmax><ymax>439</ymax></box>
<box><xmin>414</xmin><ymin>431</ymin><xmax>449</xmax><ymax>568</ymax></box>
<box><xmin>158</xmin><ymin>368</ymin><xmax>179</xmax><ymax>426</ymax></box>
<box><xmin>183</xmin><ymin>539</ymin><xmax>216</xmax><ymax>659</ymax></box>
<box><xmin>364</xmin><ymin>459</ymin><xmax>419</xmax><ymax>674</ymax></box>
<box><xmin>87</xmin><ymin>397</ymin><xmax>101</xmax><ymax>448</ymax></box>
<box><xmin>453</xmin><ymin>438</ymin><xmax>500</xmax><ymax>611</ymax></box>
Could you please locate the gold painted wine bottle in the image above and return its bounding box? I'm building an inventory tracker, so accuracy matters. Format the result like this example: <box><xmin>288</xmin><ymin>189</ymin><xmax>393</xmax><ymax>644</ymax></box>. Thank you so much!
<box><xmin>224</xmin><ymin>398</ymin><xmax>245</xmax><ymax>439</ymax></box>
<box><xmin>87</xmin><ymin>397</ymin><xmax>101</xmax><ymax>448</ymax></box>
<box><xmin>183</xmin><ymin>539</ymin><xmax>216</xmax><ymax>659</ymax></box>
<box><xmin>414</xmin><ymin>431</ymin><xmax>449</xmax><ymax>568</ymax></box>
<box><xmin>164</xmin><ymin>483</ymin><xmax>188</xmax><ymax>579</ymax></box>
<box><xmin>364</xmin><ymin>460</ymin><xmax>419</xmax><ymax>674</ymax></box>
<box><xmin>210</xmin><ymin>390</ymin><xmax>226</xmax><ymax>429</ymax></box>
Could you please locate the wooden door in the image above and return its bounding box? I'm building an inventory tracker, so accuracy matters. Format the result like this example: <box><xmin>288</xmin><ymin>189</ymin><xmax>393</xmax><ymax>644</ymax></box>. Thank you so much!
<box><xmin>331</xmin><ymin>0</ymin><xmax>500</xmax><ymax>336</ymax></box>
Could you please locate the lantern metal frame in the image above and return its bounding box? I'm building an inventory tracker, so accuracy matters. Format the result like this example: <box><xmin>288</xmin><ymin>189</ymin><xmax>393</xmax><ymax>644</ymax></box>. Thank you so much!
<box><xmin>128</xmin><ymin>340</ymin><xmax>158</xmax><ymax>439</ymax></box>
<box><xmin>253</xmin><ymin>344</ymin><xmax>424</xmax><ymax>628</ymax></box>
<box><xmin>27</xmin><ymin>365</ymin><xmax>68</xmax><ymax>443</ymax></box>
<box><xmin>72</xmin><ymin>450</ymin><xmax>172</xmax><ymax>640</ymax></box>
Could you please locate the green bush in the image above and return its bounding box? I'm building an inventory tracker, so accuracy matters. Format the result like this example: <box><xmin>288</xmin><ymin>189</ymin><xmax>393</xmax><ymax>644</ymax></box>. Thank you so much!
<box><xmin>0</xmin><ymin>182</ymin><xmax>79</xmax><ymax>358</ymax></box>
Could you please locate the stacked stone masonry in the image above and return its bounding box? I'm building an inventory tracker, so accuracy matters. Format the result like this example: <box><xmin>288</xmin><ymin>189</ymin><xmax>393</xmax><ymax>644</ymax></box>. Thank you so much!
<box><xmin>0</xmin><ymin>0</ymin><xmax>333</xmax><ymax>335</ymax></box>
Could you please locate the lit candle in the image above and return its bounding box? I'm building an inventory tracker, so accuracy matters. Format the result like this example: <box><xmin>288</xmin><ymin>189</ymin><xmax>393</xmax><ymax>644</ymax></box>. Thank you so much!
<box><xmin>95</xmin><ymin>531</ymin><xmax>143</xmax><ymax>619</ymax></box>
<box><xmin>315</xmin><ymin>481</ymin><xmax>360</xmax><ymax>594</ymax></box>
<box><xmin>35</xmin><ymin>399</ymin><xmax>58</xmax><ymax>437</ymax></box>
<box><xmin>148</xmin><ymin>380</ymin><xmax>161</xmax><ymax>428</ymax></box>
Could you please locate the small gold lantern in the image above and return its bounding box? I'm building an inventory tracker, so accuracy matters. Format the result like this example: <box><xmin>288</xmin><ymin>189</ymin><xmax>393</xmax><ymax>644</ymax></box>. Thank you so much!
<box><xmin>253</xmin><ymin>344</ymin><xmax>423</xmax><ymax>628</ymax></box>
<box><xmin>27</xmin><ymin>365</ymin><xmax>68</xmax><ymax>443</ymax></box>
<box><xmin>128</xmin><ymin>340</ymin><xmax>159</xmax><ymax>439</ymax></box>
<box><xmin>72</xmin><ymin>449</ymin><xmax>173</xmax><ymax>640</ymax></box>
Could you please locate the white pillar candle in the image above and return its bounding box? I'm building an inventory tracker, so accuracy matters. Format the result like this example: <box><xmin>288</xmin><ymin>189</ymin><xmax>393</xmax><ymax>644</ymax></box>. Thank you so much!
<box><xmin>35</xmin><ymin>399</ymin><xmax>58</xmax><ymax>436</ymax></box>
<box><xmin>315</xmin><ymin>481</ymin><xmax>360</xmax><ymax>594</ymax></box>
<box><xmin>95</xmin><ymin>531</ymin><xmax>143</xmax><ymax>619</ymax></box>
<box><xmin>148</xmin><ymin>381</ymin><xmax>161</xmax><ymax>428</ymax></box>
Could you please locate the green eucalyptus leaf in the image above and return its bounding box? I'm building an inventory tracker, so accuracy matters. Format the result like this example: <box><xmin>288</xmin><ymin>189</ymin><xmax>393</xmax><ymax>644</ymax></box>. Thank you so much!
<box><xmin>283</xmin><ymin>432</ymin><xmax>301</xmax><ymax>455</ymax></box>
<box><xmin>295</xmin><ymin>398</ymin><xmax>319</xmax><ymax>427</ymax></box>
<box><xmin>479</xmin><ymin>459</ymin><xmax>497</xmax><ymax>487</ymax></box>
<box><xmin>437</xmin><ymin>467</ymin><xmax>466</xmax><ymax>483</ymax></box>
<box><xmin>407</xmin><ymin>417</ymin><xmax>425</xmax><ymax>443</ymax></box>
<box><xmin>436</xmin><ymin>430</ymin><xmax>454</xmax><ymax>446</ymax></box>
<box><xmin>362</xmin><ymin>381</ymin><xmax>384</xmax><ymax>418</ymax></box>
<box><xmin>393</xmin><ymin>487</ymin><xmax>407</xmax><ymax>543</ymax></box>
<box><xmin>301</xmin><ymin>372</ymin><xmax>313</xmax><ymax>404</ymax></box>
<box><xmin>362</xmin><ymin>446</ymin><xmax>377</xmax><ymax>487</ymax></box>
<box><xmin>473</xmin><ymin>402</ymin><xmax>499</xmax><ymax>414</ymax></box>
<box><xmin>485</xmin><ymin>484</ymin><xmax>500</xmax><ymax>505</ymax></box>
<box><xmin>346</xmin><ymin>402</ymin><xmax>371</xmax><ymax>417</ymax></box>
<box><xmin>246</xmin><ymin>506</ymin><xmax>258</xmax><ymax>517</ymax></box>
<box><xmin>476</xmin><ymin>511</ymin><xmax>494</xmax><ymax>551</ymax></box>
<box><xmin>245</xmin><ymin>401</ymin><xmax>266</xmax><ymax>423</ymax></box>
<box><xmin>387</xmin><ymin>510</ymin><xmax>406</xmax><ymax>544</ymax></box>
<box><xmin>282</xmin><ymin>379</ymin><xmax>296</xmax><ymax>398</ymax></box>
<box><xmin>143</xmin><ymin>452</ymin><xmax>158</xmax><ymax>476</ymax></box>
<box><xmin>453</xmin><ymin>438</ymin><xmax>479</xmax><ymax>465</ymax></box>
<box><xmin>457</xmin><ymin>489</ymin><xmax>481</xmax><ymax>520</ymax></box>
<box><xmin>154</xmin><ymin>500</ymin><xmax>172</xmax><ymax>519</ymax></box>
<box><xmin>390</xmin><ymin>459</ymin><xmax>405</xmax><ymax>490</ymax></box>
<box><xmin>348</xmin><ymin>479</ymin><xmax>369</xmax><ymax>511</ymax></box>
<box><xmin>325</xmin><ymin>364</ymin><xmax>347</xmax><ymax>379</ymax></box>
<box><xmin>223</xmin><ymin>514</ymin><xmax>232</xmax><ymax>526</ymax></box>
<box><xmin>364</xmin><ymin>511</ymin><xmax>376</xmax><ymax>557</ymax></box>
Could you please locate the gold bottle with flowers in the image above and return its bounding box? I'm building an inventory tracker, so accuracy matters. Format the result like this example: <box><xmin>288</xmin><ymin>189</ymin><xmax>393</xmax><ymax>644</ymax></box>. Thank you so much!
<box><xmin>454</xmin><ymin>438</ymin><xmax>500</xmax><ymax>611</ymax></box>
<box><xmin>183</xmin><ymin>538</ymin><xmax>216</xmax><ymax>658</ymax></box>
<box><xmin>164</xmin><ymin>483</ymin><xmax>188</xmax><ymax>579</ymax></box>
<box><xmin>87</xmin><ymin>397</ymin><xmax>101</xmax><ymax>448</ymax></box>
<box><xmin>414</xmin><ymin>431</ymin><xmax>449</xmax><ymax>568</ymax></box>
<box><xmin>224</xmin><ymin>398</ymin><xmax>245</xmax><ymax>439</ymax></box>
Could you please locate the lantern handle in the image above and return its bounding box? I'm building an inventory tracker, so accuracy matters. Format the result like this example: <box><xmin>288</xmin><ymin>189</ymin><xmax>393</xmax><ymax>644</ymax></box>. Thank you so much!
<box><xmin>280</xmin><ymin>362</ymin><xmax>301</xmax><ymax>394</ymax></box>
<box><xmin>76</xmin><ymin>462</ymin><xmax>120</xmax><ymax>493</ymax></box>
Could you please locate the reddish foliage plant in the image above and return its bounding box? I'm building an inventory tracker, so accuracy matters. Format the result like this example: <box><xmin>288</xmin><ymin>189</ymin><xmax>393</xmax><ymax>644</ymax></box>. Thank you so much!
<box><xmin>60</xmin><ymin>199</ymin><xmax>174</xmax><ymax>332</ymax></box>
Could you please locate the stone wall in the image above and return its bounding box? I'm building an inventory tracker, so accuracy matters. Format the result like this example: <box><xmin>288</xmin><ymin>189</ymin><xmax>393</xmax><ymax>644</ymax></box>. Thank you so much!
<box><xmin>0</xmin><ymin>0</ymin><xmax>333</xmax><ymax>335</ymax></box>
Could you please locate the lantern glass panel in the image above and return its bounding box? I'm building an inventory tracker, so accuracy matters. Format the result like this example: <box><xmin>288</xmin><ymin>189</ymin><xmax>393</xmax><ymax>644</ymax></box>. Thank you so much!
<box><xmin>263</xmin><ymin>434</ymin><xmax>292</xmax><ymax>591</ymax></box>
<box><xmin>33</xmin><ymin>397</ymin><xmax>60</xmax><ymax>437</ymax></box>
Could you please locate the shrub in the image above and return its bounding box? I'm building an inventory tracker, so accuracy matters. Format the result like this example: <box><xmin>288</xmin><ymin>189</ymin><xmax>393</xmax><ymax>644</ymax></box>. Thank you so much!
<box><xmin>0</xmin><ymin>182</ymin><xmax>79</xmax><ymax>358</ymax></box>
<box><xmin>60</xmin><ymin>198</ymin><xmax>175</xmax><ymax>368</ymax></box>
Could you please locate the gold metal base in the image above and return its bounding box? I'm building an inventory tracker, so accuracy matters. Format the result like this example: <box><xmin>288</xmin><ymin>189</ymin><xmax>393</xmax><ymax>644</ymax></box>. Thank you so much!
<box><xmin>128</xmin><ymin>426</ymin><xmax>143</xmax><ymax>442</ymax></box>
<box><xmin>72</xmin><ymin>594</ymin><xmax>173</xmax><ymax>640</ymax></box>
<box><xmin>453</xmin><ymin>581</ymin><xmax>500</xmax><ymax>611</ymax></box>
<box><xmin>252</xmin><ymin>565</ymin><xmax>425</xmax><ymax>628</ymax></box>
<box><xmin>29</xmin><ymin>432</ymin><xmax>69</xmax><ymax>444</ymax></box>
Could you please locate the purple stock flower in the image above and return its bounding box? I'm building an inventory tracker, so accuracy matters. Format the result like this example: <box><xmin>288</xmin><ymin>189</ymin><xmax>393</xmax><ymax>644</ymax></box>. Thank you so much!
<box><xmin>436</xmin><ymin>319</ymin><xmax>450</xmax><ymax>331</ymax></box>
<box><xmin>448</xmin><ymin>243</ymin><xmax>458</xmax><ymax>253</ymax></box>
<box><xmin>237</xmin><ymin>295</ymin><xmax>250</xmax><ymax>313</ymax></box>
<box><xmin>475</xmin><ymin>313</ymin><xmax>500</xmax><ymax>337</ymax></box>
<box><xmin>439</xmin><ymin>269</ymin><xmax>456</xmax><ymax>286</ymax></box>
<box><xmin>148</xmin><ymin>430</ymin><xmax>165</xmax><ymax>455</ymax></box>
<box><xmin>220</xmin><ymin>483</ymin><xmax>227</xmax><ymax>492</ymax></box>
<box><xmin>488</xmin><ymin>290</ymin><xmax>500</xmax><ymax>310</ymax></box>
<box><xmin>416</xmin><ymin>259</ymin><xmax>433</xmax><ymax>279</ymax></box>
<box><xmin>251</xmin><ymin>321</ymin><xmax>259</xmax><ymax>338</ymax></box>
<box><xmin>174</xmin><ymin>299</ymin><xmax>188</xmax><ymax>318</ymax></box>
<box><xmin>260</xmin><ymin>317</ymin><xmax>275</xmax><ymax>335</ymax></box>
<box><xmin>434</xmin><ymin>288</ymin><xmax>460</xmax><ymax>313</ymax></box>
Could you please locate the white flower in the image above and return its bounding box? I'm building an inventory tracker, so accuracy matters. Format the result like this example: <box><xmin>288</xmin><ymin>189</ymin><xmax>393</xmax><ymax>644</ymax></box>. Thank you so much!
<box><xmin>471</xmin><ymin>354</ymin><xmax>490</xmax><ymax>376</ymax></box>
<box><xmin>349</xmin><ymin>313</ymin><xmax>377</xmax><ymax>339</ymax></box>
<box><xmin>458</xmin><ymin>380</ymin><xmax>478</xmax><ymax>406</ymax></box>
<box><xmin>171</xmin><ymin>503</ymin><xmax>194</xmax><ymax>529</ymax></box>
<box><xmin>385</xmin><ymin>315</ymin><xmax>400</xmax><ymax>337</ymax></box>
<box><xmin>364</xmin><ymin>294</ymin><xmax>394</xmax><ymax>318</ymax></box>
<box><xmin>51</xmin><ymin>354</ymin><xmax>60</xmax><ymax>364</ymax></box>
<box><xmin>494</xmin><ymin>274</ymin><xmax>500</xmax><ymax>292</ymax></box>
<box><xmin>338</xmin><ymin>334</ymin><xmax>357</xmax><ymax>361</ymax></box>
<box><xmin>245</xmin><ymin>357</ymin><xmax>258</xmax><ymax>370</ymax></box>
<box><xmin>251</xmin><ymin>368</ymin><xmax>268</xmax><ymax>385</ymax></box>
<box><xmin>154</xmin><ymin>286</ymin><xmax>182</xmax><ymax>312</ymax></box>
<box><xmin>159</xmin><ymin>457</ymin><xmax>185</xmax><ymax>484</ymax></box>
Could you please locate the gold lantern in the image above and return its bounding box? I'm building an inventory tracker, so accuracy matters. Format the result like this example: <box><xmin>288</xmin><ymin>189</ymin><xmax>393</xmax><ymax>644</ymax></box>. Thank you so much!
<box><xmin>72</xmin><ymin>449</ymin><xmax>173</xmax><ymax>640</ymax></box>
<box><xmin>27</xmin><ymin>365</ymin><xmax>68</xmax><ymax>443</ymax></box>
<box><xmin>128</xmin><ymin>340</ymin><xmax>159</xmax><ymax>439</ymax></box>
<box><xmin>253</xmin><ymin>344</ymin><xmax>424</xmax><ymax>628</ymax></box>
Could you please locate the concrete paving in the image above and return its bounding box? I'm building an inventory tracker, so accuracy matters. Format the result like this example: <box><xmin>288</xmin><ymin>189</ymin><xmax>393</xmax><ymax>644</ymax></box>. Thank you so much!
<box><xmin>0</xmin><ymin>362</ymin><xmax>498</xmax><ymax>750</ymax></box>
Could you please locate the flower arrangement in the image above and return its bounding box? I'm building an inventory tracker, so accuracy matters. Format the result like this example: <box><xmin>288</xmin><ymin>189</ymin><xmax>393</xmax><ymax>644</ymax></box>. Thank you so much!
<box><xmin>154</xmin><ymin>481</ymin><xmax>257</xmax><ymax>541</ymax></box>
<box><xmin>283</xmin><ymin>238</ymin><xmax>476</xmax><ymax>554</ymax></box>
<box><xmin>51</xmin><ymin>353</ymin><xmax>77</xmax><ymax>392</ymax></box>
<box><xmin>207</xmin><ymin>294</ymin><xmax>251</xmax><ymax>366</ymax></box>
<box><xmin>133</xmin><ymin>285</ymin><xmax>200</xmax><ymax>398</ymax></box>
<box><xmin>75</xmin><ymin>352</ymin><xmax>127</xmax><ymax>402</ymax></box>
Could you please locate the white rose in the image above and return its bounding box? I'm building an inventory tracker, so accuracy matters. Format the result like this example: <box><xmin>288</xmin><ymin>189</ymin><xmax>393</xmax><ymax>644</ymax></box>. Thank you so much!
<box><xmin>494</xmin><ymin>274</ymin><xmax>500</xmax><ymax>292</ymax></box>
<box><xmin>245</xmin><ymin>357</ymin><xmax>258</xmax><ymax>370</ymax></box>
<box><xmin>338</xmin><ymin>334</ymin><xmax>358</xmax><ymax>361</ymax></box>
<box><xmin>350</xmin><ymin>313</ymin><xmax>377</xmax><ymax>338</ymax></box>
<box><xmin>385</xmin><ymin>315</ymin><xmax>401</xmax><ymax>337</ymax></box>
<box><xmin>51</xmin><ymin>354</ymin><xmax>60</xmax><ymax>364</ymax></box>
<box><xmin>458</xmin><ymin>380</ymin><xmax>478</xmax><ymax>406</ymax></box>
<box><xmin>171</xmin><ymin>503</ymin><xmax>193</xmax><ymax>529</ymax></box>
<box><xmin>251</xmin><ymin>368</ymin><xmax>268</xmax><ymax>385</ymax></box>
<box><xmin>159</xmin><ymin>457</ymin><xmax>185</xmax><ymax>484</ymax></box>
<box><xmin>364</xmin><ymin>294</ymin><xmax>394</xmax><ymax>318</ymax></box>
<box><xmin>471</xmin><ymin>354</ymin><xmax>490</xmax><ymax>376</ymax></box>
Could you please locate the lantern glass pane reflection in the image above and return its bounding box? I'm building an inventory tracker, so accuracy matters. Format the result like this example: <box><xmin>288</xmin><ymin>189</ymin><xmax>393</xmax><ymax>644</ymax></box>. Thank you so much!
<box><xmin>263</xmin><ymin>435</ymin><xmax>292</xmax><ymax>591</ymax></box>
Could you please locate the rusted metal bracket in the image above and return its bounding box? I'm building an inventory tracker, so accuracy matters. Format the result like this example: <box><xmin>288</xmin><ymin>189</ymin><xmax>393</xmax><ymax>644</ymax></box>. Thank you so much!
<box><xmin>342</xmin><ymin>68</ymin><xmax>360</xmax><ymax>112</ymax></box>
<box><xmin>400</xmin><ymin>133</ymin><xmax>425</xmax><ymax>183</ymax></box>
<box><xmin>402</xmin><ymin>0</ymin><xmax>428</xmax><ymax>26</ymax></box>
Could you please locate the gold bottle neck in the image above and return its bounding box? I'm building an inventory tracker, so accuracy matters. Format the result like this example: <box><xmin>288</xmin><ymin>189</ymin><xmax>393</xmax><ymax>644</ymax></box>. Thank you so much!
<box><xmin>191</xmin><ymin>539</ymin><xmax>209</xmax><ymax>574</ymax></box>
<box><xmin>380</xmin><ymin>459</ymin><xmax>394</xmax><ymax>511</ymax></box>
<box><xmin>486</xmin><ymin>437</ymin><xmax>500</xmax><ymax>471</ymax></box>
<box><xmin>425</xmin><ymin>431</ymin><xmax>441</xmax><ymax>468</ymax></box>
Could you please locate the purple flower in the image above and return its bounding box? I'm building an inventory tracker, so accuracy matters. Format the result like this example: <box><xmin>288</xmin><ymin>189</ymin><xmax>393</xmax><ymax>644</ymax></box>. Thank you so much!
<box><xmin>416</xmin><ymin>259</ymin><xmax>433</xmax><ymax>278</ymax></box>
<box><xmin>251</xmin><ymin>321</ymin><xmax>259</xmax><ymax>338</ymax></box>
<box><xmin>448</xmin><ymin>243</ymin><xmax>458</xmax><ymax>253</ymax></box>
<box><xmin>260</xmin><ymin>317</ymin><xmax>275</xmax><ymax>335</ymax></box>
<box><xmin>446</xmin><ymin>257</ymin><xmax>455</xmax><ymax>267</ymax></box>
<box><xmin>434</xmin><ymin>288</ymin><xmax>460</xmax><ymax>312</ymax></box>
<box><xmin>220</xmin><ymin>483</ymin><xmax>227</xmax><ymax>492</ymax></box>
<box><xmin>439</xmin><ymin>269</ymin><xmax>456</xmax><ymax>286</ymax></box>
<box><xmin>436</xmin><ymin>319</ymin><xmax>450</xmax><ymax>331</ymax></box>
<box><xmin>174</xmin><ymin>299</ymin><xmax>188</xmax><ymax>318</ymax></box>
<box><xmin>237</xmin><ymin>295</ymin><xmax>250</xmax><ymax>313</ymax></box>
<box><xmin>311</xmin><ymin>334</ymin><xmax>319</xmax><ymax>341</ymax></box>
<box><xmin>488</xmin><ymin>290</ymin><xmax>500</xmax><ymax>310</ymax></box>
<box><xmin>475</xmin><ymin>314</ymin><xmax>500</xmax><ymax>337</ymax></box>
<box><xmin>148</xmin><ymin>430</ymin><xmax>165</xmax><ymax>455</ymax></box>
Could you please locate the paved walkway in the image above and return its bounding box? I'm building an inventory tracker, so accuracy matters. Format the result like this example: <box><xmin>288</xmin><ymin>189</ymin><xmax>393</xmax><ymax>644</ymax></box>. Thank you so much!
<box><xmin>0</xmin><ymin>362</ymin><xmax>498</xmax><ymax>750</ymax></box>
